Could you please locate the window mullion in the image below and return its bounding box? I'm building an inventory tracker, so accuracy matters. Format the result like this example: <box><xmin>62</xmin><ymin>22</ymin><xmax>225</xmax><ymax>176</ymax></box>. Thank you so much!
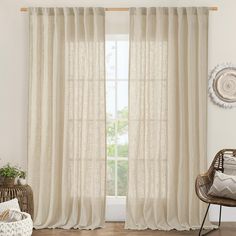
<box><xmin>115</xmin><ymin>40</ymin><xmax>118</xmax><ymax>197</ymax></box>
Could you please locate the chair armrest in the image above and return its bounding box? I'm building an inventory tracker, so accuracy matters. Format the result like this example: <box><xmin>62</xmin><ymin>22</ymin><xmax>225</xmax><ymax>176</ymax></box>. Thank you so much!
<box><xmin>195</xmin><ymin>174</ymin><xmax>212</xmax><ymax>204</ymax></box>
<box><xmin>196</xmin><ymin>174</ymin><xmax>211</xmax><ymax>187</ymax></box>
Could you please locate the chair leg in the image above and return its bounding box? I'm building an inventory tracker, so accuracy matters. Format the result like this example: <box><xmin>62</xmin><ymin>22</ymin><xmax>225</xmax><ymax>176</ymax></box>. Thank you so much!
<box><xmin>199</xmin><ymin>204</ymin><xmax>210</xmax><ymax>236</ymax></box>
<box><xmin>218</xmin><ymin>205</ymin><xmax>222</xmax><ymax>227</ymax></box>
<box><xmin>199</xmin><ymin>204</ymin><xmax>221</xmax><ymax>236</ymax></box>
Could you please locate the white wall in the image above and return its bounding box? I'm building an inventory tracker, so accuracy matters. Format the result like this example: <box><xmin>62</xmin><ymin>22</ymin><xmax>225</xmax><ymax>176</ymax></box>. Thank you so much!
<box><xmin>1</xmin><ymin>0</ymin><xmax>236</xmax><ymax>222</ymax></box>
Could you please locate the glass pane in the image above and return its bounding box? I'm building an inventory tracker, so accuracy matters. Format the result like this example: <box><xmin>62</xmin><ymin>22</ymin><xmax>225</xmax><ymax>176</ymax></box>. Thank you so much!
<box><xmin>117</xmin><ymin>41</ymin><xmax>129</xmax><ymax>79</ymax></box>
<box><xmin>117</xmin><ymin>82</ymin><xmax>128</xmax><ymax>118</ymax></box>
<box><xmin>107</xmin><ymin>160</ymin><xmax>115</xmax><ymax>196</ymax></box>
<box><xmin>106</xmin><ymin>41</ymin><xmax>116</xmax><ymax>79</ymax></box>
<box><xmin>106</xmin><ymin>82</ymin><xmax>116</xmax><ymax>119</ymax></box>
<box><xmin>117</xmin><ymin>160</ymin><xmax>128</xmax><ymax>196</ymax></box>
<box><xmin>117</xmin><ymin>129</ymin><xmax>128</xmax><ymax>157</ymax></box>
<box><xmin>107</xmin><ymin>120</ymin><xmax>116</xmax><ymax>157</ymax></box>
<box><xmin>117</xmin><ymin>143</ymin><xmax>128</xmax><ymax>158</ymax></box>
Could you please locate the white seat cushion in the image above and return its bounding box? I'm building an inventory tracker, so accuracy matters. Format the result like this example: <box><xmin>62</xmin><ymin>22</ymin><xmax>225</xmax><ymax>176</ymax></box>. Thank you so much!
<box><xmin>208</xmin><ymin>171</ymin><xmax>236</xmax><ymax>200</ymax></box>
<box><xmin>0</xmin><ymin>198</ymin><xmax>20</xmax><ymax>214</ymax></box>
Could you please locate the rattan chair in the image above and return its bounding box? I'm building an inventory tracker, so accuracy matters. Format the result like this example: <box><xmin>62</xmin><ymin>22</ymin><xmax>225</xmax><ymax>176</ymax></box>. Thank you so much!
<box><xmin>195</xmin><ymin>149</ymin><xmax>236</xmax><ymax>236</ymax></box>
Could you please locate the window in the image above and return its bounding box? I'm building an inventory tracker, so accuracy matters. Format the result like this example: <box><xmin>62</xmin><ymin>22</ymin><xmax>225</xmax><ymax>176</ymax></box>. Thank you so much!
<box><xmin>105</xmin><ymin>35</ymin><xmax>129</xmax><ymax>221</ymax></box>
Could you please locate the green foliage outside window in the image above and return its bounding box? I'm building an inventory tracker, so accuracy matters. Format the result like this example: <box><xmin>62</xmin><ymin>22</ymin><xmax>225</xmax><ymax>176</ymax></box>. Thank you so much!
<box><xmin>107</xmin><ymin>106</ymin><xmax>128</xmax><ymax>196</ymax></box>
<box><xmin>107</xmin><ymin>107</ymin><xmax>128</xmax><ymax>157</ymax></box>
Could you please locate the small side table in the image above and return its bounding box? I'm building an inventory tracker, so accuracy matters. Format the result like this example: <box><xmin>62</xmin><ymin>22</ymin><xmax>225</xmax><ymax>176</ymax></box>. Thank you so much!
<box><xmin>0</xmin><ymin>184</ymin><xmax>34</xmax><ymax>218</ymax></box>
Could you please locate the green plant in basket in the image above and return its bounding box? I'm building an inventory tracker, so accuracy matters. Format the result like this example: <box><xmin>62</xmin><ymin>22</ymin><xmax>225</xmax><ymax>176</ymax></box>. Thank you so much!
<box><xmin>0</xmin><ymin>164</ymin><xmax>19</xmax><ymax>187</ymax></box>
<box><xmin>0</xmin><ymin>164</ymin><xmax>19</xmax><ymax>178</ymax></box>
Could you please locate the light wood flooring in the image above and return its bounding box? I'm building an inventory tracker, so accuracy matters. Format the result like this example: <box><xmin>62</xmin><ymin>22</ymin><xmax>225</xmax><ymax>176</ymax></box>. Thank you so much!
<box><xmin>32</xmin><ymin>222</ymin><xmax>236</xmax><ymax>236</ymax></box>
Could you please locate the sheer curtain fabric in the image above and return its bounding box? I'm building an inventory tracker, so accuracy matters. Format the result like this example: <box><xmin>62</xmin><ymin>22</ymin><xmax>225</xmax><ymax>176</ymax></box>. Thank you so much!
<box><xmin>126</xmin><ymin>7</ymin><xmax>209</xmax><ymax>230</ymax></box>
<box><xmin>28</xmin><ymin>7</ymin><xmax>106</xmax><ymax>229</ymax></box>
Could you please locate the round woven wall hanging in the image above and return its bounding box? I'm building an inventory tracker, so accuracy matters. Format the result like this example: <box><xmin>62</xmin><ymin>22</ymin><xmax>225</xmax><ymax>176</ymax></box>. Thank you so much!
<box><xmin>209</xmin><ymin>63</ymin><xmax>236</xmax><ymax>108</ymax></box>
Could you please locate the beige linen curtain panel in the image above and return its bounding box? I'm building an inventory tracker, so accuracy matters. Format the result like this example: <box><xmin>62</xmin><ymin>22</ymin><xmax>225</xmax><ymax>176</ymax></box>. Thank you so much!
<box><xmin>28</xmin><ymin>7</ymin><xmax>106</xmax><ymax>229</ymax></box>
<box><xmin>126</xmin><ymin>7</ymin><xmax>209</xmax><ymax>230</ymax></box>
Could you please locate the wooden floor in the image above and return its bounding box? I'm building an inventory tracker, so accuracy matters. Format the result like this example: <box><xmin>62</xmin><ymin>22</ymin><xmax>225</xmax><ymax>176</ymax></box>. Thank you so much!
<box><xmin>32</xmin><ymin>222</ymin><xmax>236</xmax><ymax>236</ymax></box>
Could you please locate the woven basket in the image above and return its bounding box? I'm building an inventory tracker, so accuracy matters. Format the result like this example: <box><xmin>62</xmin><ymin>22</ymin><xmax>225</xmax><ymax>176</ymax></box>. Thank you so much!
<box><xmin>2</xmin><ymin>178</ymin><xmax>15</xmax><ymax>188</ymax></box>
<box><xmin>0</xmin><ymin>211</ymin><xmax>33</xmax><ymax>236</ymax></box>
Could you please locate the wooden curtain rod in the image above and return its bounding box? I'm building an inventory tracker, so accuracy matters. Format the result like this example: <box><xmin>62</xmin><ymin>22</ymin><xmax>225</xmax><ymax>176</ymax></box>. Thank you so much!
<box><xmin>20</xmin><ymin>6</ymin><xmax>218</xmax><ymax>12</ymax></box>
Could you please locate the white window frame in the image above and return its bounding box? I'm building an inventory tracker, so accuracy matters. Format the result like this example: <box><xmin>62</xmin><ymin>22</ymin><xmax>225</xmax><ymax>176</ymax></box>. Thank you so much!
<box><xmin>105</xmin><ymin>34</ymin><xmax>129</xmax><ymax>221</ymax></box>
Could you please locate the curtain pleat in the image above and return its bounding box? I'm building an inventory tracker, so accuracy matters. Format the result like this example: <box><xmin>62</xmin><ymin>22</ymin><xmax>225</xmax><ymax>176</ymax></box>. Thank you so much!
<box><xmin>28</xmin><ymin>7</ymin><xmax>106</xmax><ymax>230</ymax></box>
<box><xmin>126</xmin><ymin>7</ymin><xmax>210</xmax><ymax>230</ymax></box>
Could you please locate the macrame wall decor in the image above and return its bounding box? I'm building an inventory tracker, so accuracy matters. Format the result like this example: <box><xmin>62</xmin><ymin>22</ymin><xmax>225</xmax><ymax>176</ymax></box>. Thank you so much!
<box><xmin>209</xmin><ymin>63</ymin><xmax>236</xmax><ymax>108</ymax></box>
